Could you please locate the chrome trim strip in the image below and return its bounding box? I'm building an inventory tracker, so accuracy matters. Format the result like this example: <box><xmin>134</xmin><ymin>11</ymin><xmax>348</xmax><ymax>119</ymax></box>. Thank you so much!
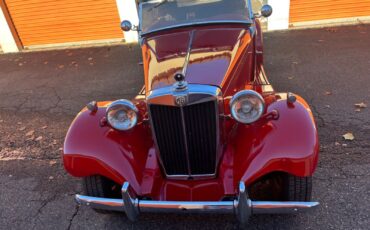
<box><xmin>179</xmin><ymin>106</ymin><xmax>192</xmax><ymax>176</ymax></box>
<box><xmin>147</xmin><ymin>84</ymin><xmax>222</xmax><ymax>179</ymax></box>
<box><xmin>75</xmin><ymin>182</ymin><xmax>319</xmax><ymax>223</ymax></box>
<box><xmin>247</xmin><ymin>0</ymin><xmax>254</xmax><ymax>19</ymax></box>
<box><xmin>147</xmin><ymin>84</ymin><xmax>221</xmax><ymax>106</ymax></box>
<box><xmin>158</xmin><ymin>173</ymin><xmax>219</xmax><ymax>180</ymax></box>
<box><xmin>141</xmin><ymin>21</ymin><xmax>253</xmax><ymax>36</ymax></box>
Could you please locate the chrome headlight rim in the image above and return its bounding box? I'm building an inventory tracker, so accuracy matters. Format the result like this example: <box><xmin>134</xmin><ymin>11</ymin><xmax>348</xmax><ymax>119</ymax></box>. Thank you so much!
<box><xmin>106</xmin><ymin>99</ymin><xmax>139</xmax><ymax>131</ymax></box>
<box><xmin>230</xmin><ymin>90</ymin><xmax>265</xmax><ymax>124</ymax></box>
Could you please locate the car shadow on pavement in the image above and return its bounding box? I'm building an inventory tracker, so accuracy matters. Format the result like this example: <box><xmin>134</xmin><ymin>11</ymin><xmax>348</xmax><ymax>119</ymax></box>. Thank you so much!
<box><xmin>93</xmin><ymin>211</ymin><xmax>301</xmax><ymax>229</ymax></box>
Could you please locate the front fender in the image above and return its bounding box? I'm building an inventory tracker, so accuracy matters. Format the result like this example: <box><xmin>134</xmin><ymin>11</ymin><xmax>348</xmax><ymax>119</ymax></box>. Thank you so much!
<box><xmin>63</xmin><ymin>102</ymin><xmax>155</xmax><ymax>195</ymax></box>
<box><xmin>227</xmin><ymin>93</ymin><xmax>319</xmax><ymax>186</ymax></box>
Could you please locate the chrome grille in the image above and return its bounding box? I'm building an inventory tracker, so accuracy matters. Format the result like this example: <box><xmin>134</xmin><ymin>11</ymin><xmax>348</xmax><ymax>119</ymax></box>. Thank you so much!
<box><xmin>149</xmin><ymin>100</ymin><xmax>218</xmax><ymax>178</ymax></box>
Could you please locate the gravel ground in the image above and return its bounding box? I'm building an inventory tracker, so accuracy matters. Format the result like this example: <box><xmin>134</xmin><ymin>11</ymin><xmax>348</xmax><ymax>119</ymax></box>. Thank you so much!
<box><xmin>0</xmin><ymin>24</ymin><xmax>369</xmax><ymax>229</ymax></box>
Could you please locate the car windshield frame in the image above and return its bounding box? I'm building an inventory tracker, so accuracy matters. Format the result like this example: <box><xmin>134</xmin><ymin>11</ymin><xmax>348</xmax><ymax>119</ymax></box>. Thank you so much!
<box><xmin>139</xmin><ymin>0</ymin><xmax>254</xmax><ymax>35</ymax></box>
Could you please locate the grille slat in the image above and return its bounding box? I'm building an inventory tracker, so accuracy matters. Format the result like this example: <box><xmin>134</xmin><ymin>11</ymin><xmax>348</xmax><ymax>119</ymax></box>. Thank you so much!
<box><xmin>150</xmin><ymin>100</ymin><xmax>218</xmax><ymax>177</ymax></box>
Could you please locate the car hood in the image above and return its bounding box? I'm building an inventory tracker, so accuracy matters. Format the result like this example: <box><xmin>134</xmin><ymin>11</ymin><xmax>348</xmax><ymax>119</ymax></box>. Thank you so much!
<box><xmin>141</xmin><ymin>26</ymin><xmax>253</xmax><ymax>92</ymax></box>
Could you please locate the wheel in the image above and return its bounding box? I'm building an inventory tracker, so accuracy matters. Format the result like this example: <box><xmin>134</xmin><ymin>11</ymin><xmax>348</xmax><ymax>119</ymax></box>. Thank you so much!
<box><xmin>283</xmin><ymin>174</ymin><xmax>312</xmax><ymax>201</ymax></box>
<box><xmin>83</xmin><ymin>175</ymin><xmax>121</xmax><ymax>213</ymax></box>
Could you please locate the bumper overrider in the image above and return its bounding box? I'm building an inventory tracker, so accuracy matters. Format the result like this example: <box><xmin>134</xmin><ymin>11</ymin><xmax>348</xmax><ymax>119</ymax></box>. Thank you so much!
<box><xmin>75</xmin><ymin>182</ymin><xmax>319</xmax><ymax>223</ymax></box>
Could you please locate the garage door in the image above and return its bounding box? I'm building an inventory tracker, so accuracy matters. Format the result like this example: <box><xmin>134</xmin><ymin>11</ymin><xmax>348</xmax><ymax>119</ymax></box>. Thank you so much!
<box><xmin>5</xmin><ymin>0</ymin><xmax>123</xmax><ymax>47</ymax></box>
<box><xmin>290</xmin><ymin>0</ymin><xmax>370</xmax><ymax>24</ymax></box>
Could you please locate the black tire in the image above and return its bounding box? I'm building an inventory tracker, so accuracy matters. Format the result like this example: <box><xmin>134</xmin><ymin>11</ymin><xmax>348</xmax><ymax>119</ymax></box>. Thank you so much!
<box><xmin>283</xmin><ymin>174</ymin><xmax>312</xmax><ymax>201</ymax></box>
<box><xmin>83</xmin><ymin>175</ymin><xmax>120</xmax><ymax>213</ymax></box>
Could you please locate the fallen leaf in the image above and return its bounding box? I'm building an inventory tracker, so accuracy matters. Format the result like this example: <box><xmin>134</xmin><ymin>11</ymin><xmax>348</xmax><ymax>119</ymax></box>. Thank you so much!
<box><xmin>25</xmin><ymin>130</ymin><xmax>35</xmax><ymax>137</ymax></box>
<box><xmin>354</xmin><ymin>102</ymin><xmax>367</xmax><ymax>108</ymax></box>
<box><xmin>12</xmin><ymin>150</ymin><xmax>22</xmax><ymax>155</ymax></box>
<box><xmin>35</xmin><ymin>136</ymin><xmax>43</xmax><ymax>141</ymax></box>
<box><xmin>41</xmin><ymin>125</ymin><xmax>48</xmax><ymax>129</ymax></box>
<box><xmin>342</xmin><ymin>132</ymin><xmax>354</xmax><ymax>141</ymax></box>
<box><xmin>19</xmin><ymin>126</ymin><xmax>26</xmax><ymax>131</ymax></box>
<box><xmin>88</xmin><ymin>57</ymin><xmax>93</xmax><ymax>61</ymax></box>
<box><xmin>49</xmin><ymin>160</ymin><xmax>57</xmax><ymax>166</ymax></box>
<box><xmin>355</xmin><ymin>109</ymin><xmax>361</xmax><ymax>112</ymax></box>
<box><xmin>71</xmin><ymin>61</ymin><xmax>79</xmax><ymax>67</ymax></box>
<box><xmin>58</xmin><ymin>65</ymin><xmax>65</xmax><ymax>69</ymax></box>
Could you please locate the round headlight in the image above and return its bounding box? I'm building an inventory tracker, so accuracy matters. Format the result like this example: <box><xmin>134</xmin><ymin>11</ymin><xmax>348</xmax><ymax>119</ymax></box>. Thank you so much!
<box><xmin>106</xmin><ymin>100</ymin><xmax>138</xmax><ymax>131</ymax></box>
<box><xmin>230</xmin><ymin>90</ymin><xmax>265</xmax><ymax>124</ymax></box>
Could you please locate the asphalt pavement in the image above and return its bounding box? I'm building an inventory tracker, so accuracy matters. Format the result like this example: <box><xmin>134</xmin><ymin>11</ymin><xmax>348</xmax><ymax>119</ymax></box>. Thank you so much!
<box><xmin>0</xmin><ymin>24</ymin><xmax>369</xmax><ymax>229</ymax></box>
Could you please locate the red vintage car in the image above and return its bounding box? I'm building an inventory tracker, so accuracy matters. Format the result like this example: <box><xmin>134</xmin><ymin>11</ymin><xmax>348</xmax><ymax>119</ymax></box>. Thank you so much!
<box><xmin>63</xmin><ymin>0</ymin><xmax>319</xmax><ymax>223</ymax></box>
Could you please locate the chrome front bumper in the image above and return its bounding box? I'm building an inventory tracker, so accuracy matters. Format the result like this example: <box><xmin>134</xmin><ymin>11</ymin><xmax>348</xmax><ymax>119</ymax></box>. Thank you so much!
<box><xmin>75</xmin><ymin>182</ymin><xmax>319</xmax><ymax>223</ymax></box>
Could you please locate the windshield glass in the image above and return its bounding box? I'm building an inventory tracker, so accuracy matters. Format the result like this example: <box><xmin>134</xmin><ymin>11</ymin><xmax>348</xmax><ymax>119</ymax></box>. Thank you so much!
<box><xmin>140</xmin><ymin>0</ymin><xmax>251</xmax><ymax>34</ymax></box>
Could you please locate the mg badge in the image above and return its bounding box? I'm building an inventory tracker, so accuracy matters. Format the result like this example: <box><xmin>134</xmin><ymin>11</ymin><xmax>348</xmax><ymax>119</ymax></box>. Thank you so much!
<box><xmin>175</xmin><ymin>95</ymin><xmax>187</xmax><ymax>106</ymax></box>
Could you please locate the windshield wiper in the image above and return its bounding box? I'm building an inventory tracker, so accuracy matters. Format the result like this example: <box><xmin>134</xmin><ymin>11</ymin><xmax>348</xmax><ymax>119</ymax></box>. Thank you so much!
<box><xmin>154</xmin><ymin>0</ymin><xmax>169</xmax><ymax>8</ymax></box>
<box><xmin>148</xmin><ymin>0</ymin><xmax>175</xmax><ymax>11</ymax></box>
